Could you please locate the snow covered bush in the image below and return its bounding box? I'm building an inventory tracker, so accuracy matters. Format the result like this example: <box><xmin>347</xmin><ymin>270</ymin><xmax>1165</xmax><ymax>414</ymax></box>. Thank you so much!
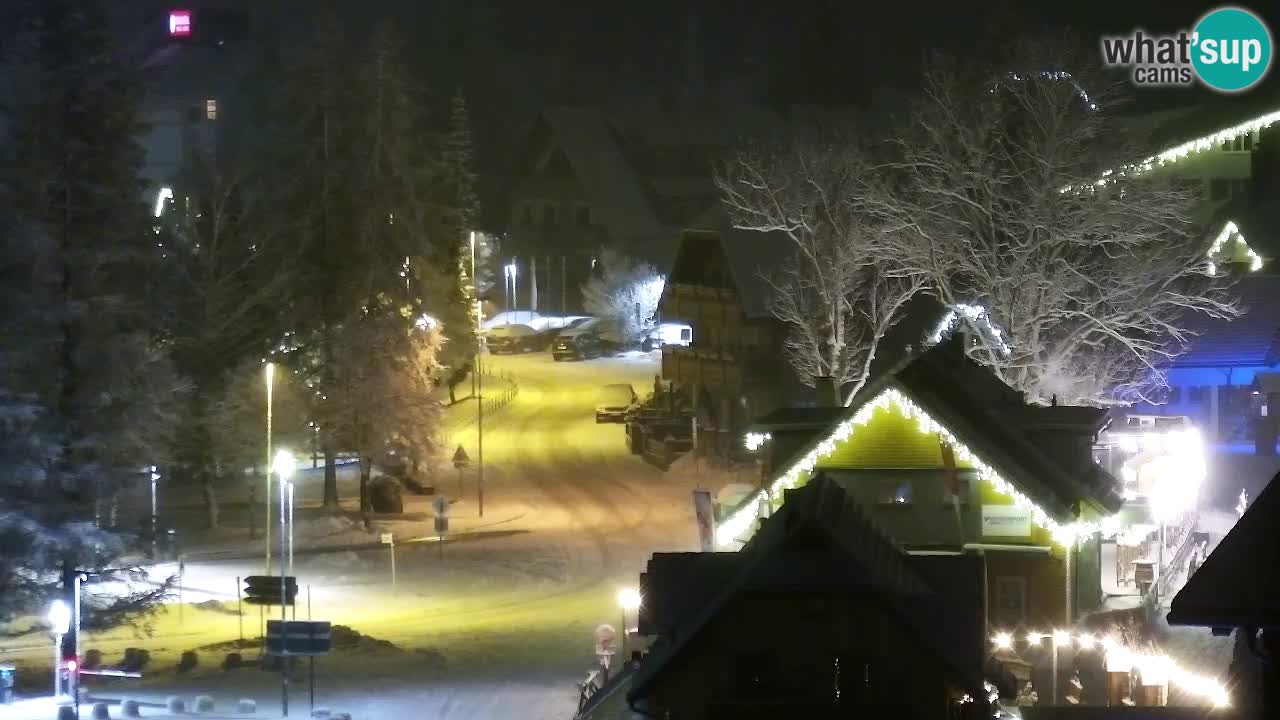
<box><xmin>581</xmin><ymin>249</ymin><xmax>665</xmax><ymax>344</ymax></box>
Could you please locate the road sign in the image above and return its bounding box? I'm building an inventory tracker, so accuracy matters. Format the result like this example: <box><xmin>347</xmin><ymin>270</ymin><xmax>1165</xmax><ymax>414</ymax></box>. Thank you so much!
<box><xmin>243</xmin><ymin>575</ymin><xmax>297</xmax><ymax>606</ymax></box>
<box><xmin>266</xmin><ymin>620</ymin><xmax>332</xmax><ymax>656</ymax></box>
<box><xmin>432</xmin><ymin>495</ymin><xmax>450</xmax><ymax>518</ymax></box>
<box><xmin>434</xmin><ymin>516</ymin><xmax>449</xmax><ymax>534</ymax></box>
<box><xmin>452</xmin><ymin>445</ymin><xmax>470</xmax><ymax>469</ymax></box>
<box><xmin>380</xmin><ymin>533</ymin><xmax>393</xmax><ymax>545</ymax></box>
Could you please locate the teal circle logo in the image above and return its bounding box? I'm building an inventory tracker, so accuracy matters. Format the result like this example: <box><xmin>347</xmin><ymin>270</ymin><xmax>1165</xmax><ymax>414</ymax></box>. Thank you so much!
<box><xmin>1192</xmin><ymin>7</ymin><xmax>1273</xmax><ymax>92</ymax></box>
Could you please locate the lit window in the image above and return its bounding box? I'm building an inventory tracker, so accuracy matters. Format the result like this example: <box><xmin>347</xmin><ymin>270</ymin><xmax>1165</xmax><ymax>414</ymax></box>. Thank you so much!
<box><xmin>206</xmin><ymin>99</ymin><xmax>217</xmax><ymax>120</ymax></box>
<box><xmin>169</xmin><ymin>10</ymin><xmax>192</xmax><ymax>37</ymax></box>
<box><xmin>878</xmin><ymin>479</ymin><xmax>913</xmax><ymax>506</ymax></box>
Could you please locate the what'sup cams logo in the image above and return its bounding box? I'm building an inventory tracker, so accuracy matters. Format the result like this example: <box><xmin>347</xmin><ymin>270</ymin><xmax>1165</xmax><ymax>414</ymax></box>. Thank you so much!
<box><xmin>1102</xmin><ymin>6</ymin><xmax>1272</xmax><ymax>92</ymax></box>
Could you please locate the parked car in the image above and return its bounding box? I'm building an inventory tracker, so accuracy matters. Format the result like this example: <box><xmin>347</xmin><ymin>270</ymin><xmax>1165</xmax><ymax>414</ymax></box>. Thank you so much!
<box><xmin>485</xmin><ymin>323</ymin><xmax>541</xmax><ymax>354</ymax></box>
<box><xmin>541</xmin><ymin>316</ymin><xmax>595</xmax><ymax>348</ymax></box>
<box><xmin>596</xmin><ymin>383</ymin><xmax>637</xmax><ymax>423</ymax></box>
<box><xmin>641</xmin><ymin>322</ymin><xmax>693</xmax><ymax>351</ymax></box>
<box><xmin>552</xmin><ymin>319</ymin><xmax>605</xmax><ymax>361</ymax></box>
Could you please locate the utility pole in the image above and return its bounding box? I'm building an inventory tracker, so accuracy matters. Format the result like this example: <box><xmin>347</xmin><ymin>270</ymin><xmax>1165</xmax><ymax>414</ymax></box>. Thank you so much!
<box><xmin>561</xmin><ymin>255</ymin><xmax>566</xmax><ymax>316</ymax></box>
<box><xmin>265</xmin><ymin>363</ymin><xmax>274</xmax><ymax>575</ymax></box>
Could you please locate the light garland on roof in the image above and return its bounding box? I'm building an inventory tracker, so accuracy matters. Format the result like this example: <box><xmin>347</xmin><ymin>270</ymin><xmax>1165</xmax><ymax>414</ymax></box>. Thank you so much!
<box><xmin>714</xmin><ymin>387</ymin><xmax>1120</xmax><ymax>548</ymax></box>
<box><xmin>925</xmin><ymin>304</ymin><xmax>1012</xmax><ymax>357</ymax></box>
<box><xmin>990</xmin><ymin>630</ymin><xmax>1229</xmax><ymax>708</ymax></box>
<box><xmin>1206</xmin><ymin>220</ymin><xmax>1264</xmax><ymax>276</ymax></box>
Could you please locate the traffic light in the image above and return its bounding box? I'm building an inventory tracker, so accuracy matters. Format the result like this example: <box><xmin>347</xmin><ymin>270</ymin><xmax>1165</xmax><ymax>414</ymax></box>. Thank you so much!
<box><xmin>243</xmin><ymin>575</ymin><xmax>297</xmax><ymax>606</ymax></box>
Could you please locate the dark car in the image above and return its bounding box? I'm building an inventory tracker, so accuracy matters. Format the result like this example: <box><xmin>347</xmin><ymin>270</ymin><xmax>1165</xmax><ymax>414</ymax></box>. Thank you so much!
<box><xmin>552</xmin><ymin>319</ymin><xmax>604</xmax><ymax>361</ymax></box>
<box><xmin>485</xmin><ymin>324</ymin><xmax>541</xmax><ymax>354</ymax></box>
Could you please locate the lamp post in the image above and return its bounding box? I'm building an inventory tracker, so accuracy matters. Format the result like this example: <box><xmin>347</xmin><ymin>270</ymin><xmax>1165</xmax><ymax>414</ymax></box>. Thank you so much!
<box><xmin>273</xmin><ymin>449</ymin><xmax>296</xmax><ymax>717</ymax></box>
<box><xmin>472</xmin><ymin>232</ymin><xmax>485</xmax><ymax>519</ymax></box>
<box><xmin>47</xmin><ymin>600</ymin><xmax>71</xmax><ymax>697</ymax></box>
<box><xmin>506</xmin><ymin>262</ymin><xmax>518</xmax><ymax>320</ymax></box>
<box><xmin>149</xmin><ymin>466</ymin><xmax>160</xmax><ymax>559</ymax></box>
<box><xmin>617</xmin><ymin>587</ymin><xmax>641</xmax><ymax>661</ymax></box>
<box><xmin>265</xmin><ymin>362</ymin><xmax>275</xmax><ymax>575</ymax></box>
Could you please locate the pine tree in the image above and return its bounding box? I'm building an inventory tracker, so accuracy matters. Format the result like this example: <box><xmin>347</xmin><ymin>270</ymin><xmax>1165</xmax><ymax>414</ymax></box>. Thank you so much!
<box><xmin>435</xmin><ymin>89</ymin><xmax>485</xmax><ymax>368</ymax></box>
<box><xmin>0</xmin><ymin>0</ymin><xmax>178</xmax><ymax>628</ymax></box>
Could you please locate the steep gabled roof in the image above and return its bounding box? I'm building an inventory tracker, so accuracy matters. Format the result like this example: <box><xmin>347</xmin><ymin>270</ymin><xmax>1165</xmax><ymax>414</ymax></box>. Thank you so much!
<box><xmin>662</xmin><ymin>221</ymin><xmax>796</xmax><ymax>320</ymax></box>
<box><xmin>629</xmin><ymin>476</ymin><xmax>984</xmax><ymax>704</ymax></box>
<box><xmin>539</xmin><ymin>107</ymin><xmax>665</xmax><ymax>245</ymax></box>
<box><xmin>1173</xmin><ymin>275</ymin><xmax>1280</xmax><ymax>368</ymax></box>
<box><xmin>1168</xmin><ymin>471</ymin><xmax>1280</xmax><ymax>629</ymax></box>
<box><xmin>720</xmin><ymin>338</ymin><xmax>1123</xmax><ymax>547</ymax></box>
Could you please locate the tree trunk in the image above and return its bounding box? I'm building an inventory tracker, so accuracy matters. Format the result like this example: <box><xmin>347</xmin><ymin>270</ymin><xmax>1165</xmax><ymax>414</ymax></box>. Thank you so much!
<box><xmin>322</xmin><ymin>445</ymin><xmax>338</xmax><ymax>508</ymax></box>
<box><xmin>359</xmin><ymin>457</ymin><xmax>372</xmax><ymax>513</ymax></box>
<box><xmin>202</xmin><ymin>476</ymin><xmax>219</xmax><ymax>529</ymax></box>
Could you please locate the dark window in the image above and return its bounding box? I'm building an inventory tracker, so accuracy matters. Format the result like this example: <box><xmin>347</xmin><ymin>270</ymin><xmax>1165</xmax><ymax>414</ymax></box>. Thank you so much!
<box><xmin>1243</xmin><ymin>133</ymin><xmax>1255</xmax><ymax>151</ymax></box>
<box><xmin>1189</xmin><ymin>386</ymin><xmax>1207</xmax><ymax>403</ymax></box>
<box><xmin>878</xmin><ymin>479</ymin><xmax>913</xmax><ymax>506</ymax></box>
<box><xmin>542</xmin><ymin>203</ymin><xmax>557</xmax><ymax>229</ymax></box>
<box><xmin>1209</xmin><ymin>179</ymin><xmax>1229</xmax><ymax>201</ymax></box>
<box><xmin>680</xmin><ymin>327</ymin><xmax>691</xmax><ymax>342</ymax></box>
<box><xmin>993</xmin><ymin>576</ymin><xmax>1027</xmax><ymax>626</ymax></box>
<box><xmin>575</xmin><ymin>205</ymin><xmax>591</xmax><ymax>227</ymax></box>
<box><xmin>942</xmin><ymin>478</ymin><xmax>971</xmax><ymax>507</ymax></box>
<box><xmin>1167</xmin><ymin>386</ymin><xmax>1182</xmax><ymax>403</ymax></box>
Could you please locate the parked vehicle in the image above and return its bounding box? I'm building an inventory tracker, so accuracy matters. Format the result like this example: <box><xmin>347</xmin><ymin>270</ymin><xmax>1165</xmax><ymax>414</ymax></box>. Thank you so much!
<box><xmin>641</xmin><ymin>322</ymin><xmax>693</xmax><ymax>351</ymax></box>
<box><xmin>542</xmin><ymin>316</ymin><xmax>595</xmax><ymax>349</ymax></box>
<box><xmin>485</xmin><ymin>323</ymin><xmax>542</xmax><ymax>354</ymax></box>
<box><xmin>552</xmin><ymin>319</ymin><xmax>605</xmax><ymax>361</ymax></box>
<box><xmin>595</xmin><ymin>383</ymin><xmax>638</xmax><ymax>423</ymax></box>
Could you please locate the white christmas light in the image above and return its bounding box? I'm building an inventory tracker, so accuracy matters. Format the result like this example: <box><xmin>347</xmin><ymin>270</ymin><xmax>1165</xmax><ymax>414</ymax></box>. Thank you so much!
<box><xmin>1206</xmin><ymin>221</ymin><xmax>1263</xmax><ymax>275</ymax></box>
<box><xmin>715</xmin><ymin>387</ymin><xmax>1120</xmax><ymax>547</ymax></box>
<box><xmin>744</xmin><ymin>432</ymin><xmax>771</xmax><ymax>452</ymax></box>
<box><xmin>1068</xmin><ymin>110</ymin><xmax>1280</xmax><ymax>192</ymax></box>
<box><xmin>992</xmin><ymin>632</ymin><xmax>1013</xmax><ymax>650</ymax></box>
<box><xmin>925</xmin><ymin>304</ymin><xmax>1011</xmax><ymax>357</ymax></box>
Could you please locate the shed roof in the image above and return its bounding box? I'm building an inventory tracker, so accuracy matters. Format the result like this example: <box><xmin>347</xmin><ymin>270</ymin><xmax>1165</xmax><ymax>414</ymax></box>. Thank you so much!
<box><xmin>1167</xmin><ymin>470</ymin><xmax>1280</xmax><ymax>629</ymax></box>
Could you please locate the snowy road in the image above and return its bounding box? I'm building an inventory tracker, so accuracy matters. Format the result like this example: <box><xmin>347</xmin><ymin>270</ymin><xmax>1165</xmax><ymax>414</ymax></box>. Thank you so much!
<box><xmin>1</xmin><ymin>351</ymin><xmax>702</xmax><ymax>719</ymax></box>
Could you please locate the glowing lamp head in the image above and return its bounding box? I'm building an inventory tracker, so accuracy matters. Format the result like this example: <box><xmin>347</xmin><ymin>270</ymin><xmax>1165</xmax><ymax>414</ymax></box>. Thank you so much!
<box><xmin>617</xmin><ymin>587</ymin><xmax>642</xmax><ymax>611</ymax></box>
<box><xmin>272</xmin><ymin>449</ymin><xmax>297</xmax><ymax>481</ymax></box>
<box><xmin>65</xmin><ymin>659</ymin><xmax>78</xmax><ymax>673</ymax></box>
<box><xmin>1053</xmin><ymin>629</ymin><xmax>1072</xmax><ymax>646</ymax></box>
<box><xmin>1026</xmin><ymin>632</ymin><xmax>1043</xmax><ymax>645</ymax></box>
<box><xmin>47</xmin><ymin>600</ymin><xmax>71</xmax><ymax>635</ymax></box>
<box><xmin>992</xmin><ymin>632</ymin><xmax>1013</xmax><ymax>650</ymax></box>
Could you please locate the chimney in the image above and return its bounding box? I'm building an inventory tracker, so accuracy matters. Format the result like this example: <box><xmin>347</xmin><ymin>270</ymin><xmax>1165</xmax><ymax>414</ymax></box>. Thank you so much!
<box><xmin>815</xmin><ymin>376</ymin><xmax>839</xmax><ymax>407</ymax></box>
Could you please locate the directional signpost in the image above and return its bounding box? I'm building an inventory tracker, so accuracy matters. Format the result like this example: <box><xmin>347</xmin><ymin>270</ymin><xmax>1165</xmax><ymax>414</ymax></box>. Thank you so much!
<box><xmin>266</xmin><ymin>620</ymin><xmax>332</xmax><ymax>716</ymax></box>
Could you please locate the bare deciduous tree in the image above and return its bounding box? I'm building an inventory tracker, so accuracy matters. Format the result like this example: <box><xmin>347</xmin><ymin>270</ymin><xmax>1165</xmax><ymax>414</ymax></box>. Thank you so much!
<box><xmin>581</xmin><ymin>249</ymin><xmax>665</xmax><ymax>344</ymax></box>
<box><xmin>869</xmin><ymin>52</ymin><xmax>1240</xmax><ymax>405</ymax></box>
<box><xmin>718</xmin><ymin>135</ymin><xmax>926</xmax><ymax>402</ymax></box>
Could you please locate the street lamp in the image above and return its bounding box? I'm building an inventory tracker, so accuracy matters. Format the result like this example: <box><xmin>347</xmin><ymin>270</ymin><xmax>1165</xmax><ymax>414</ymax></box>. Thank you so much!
<box><xmin>47</xmin><ymin>600</ymin><xmax>71</xmax><ymax>696</ymax></box>
<box><xmin>617</xmin><ymin>587</ymin><xmax>641</xmax><ymax>660</ymax></box>
<box><xmin>505</xmin><ymin>262</ymin><xmax>518</xmax><ymax>317</ymax></box>
<box><xmin>265</xmin><ymin>362</ymin><xmax>275</xmax><ymax>574</ymax></box>
<box><xmin>273</xmin><ymin>449</ymin><xmax>297</xmax><ymax>576</ymax></box>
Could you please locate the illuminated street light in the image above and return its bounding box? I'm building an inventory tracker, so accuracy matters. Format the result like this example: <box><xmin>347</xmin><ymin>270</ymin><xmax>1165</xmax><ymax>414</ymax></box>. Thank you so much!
<box><xmin>265</xmin><ymin>362</ymin><xmax>275</xmax><ymax>574</ymax></box>
<box><xmin>617</xmin><ymin>587</ymin><xmax>642</xmax><ymax>660</ymax></box>
<box><xmin>154</xmin><ymin>187</ymin><xmax>173</xmax><ymax>218</ymax></box>
<box><xmin>991</xmin><ymin>632</ymin><xmax>1013</xmax><ymax>650</ymax></box>
<box><xmin>47</xmin><ymin>600</ymin><xmax>70</xmax><ymax>696</ymax></box>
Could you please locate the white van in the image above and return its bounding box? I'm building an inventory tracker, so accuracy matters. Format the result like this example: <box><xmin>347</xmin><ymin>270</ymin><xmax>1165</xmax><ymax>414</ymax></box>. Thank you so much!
<box><xmin>641</xmin><ymin>322</ymin><xmax>692</xmax><ymax>351</ymax></box>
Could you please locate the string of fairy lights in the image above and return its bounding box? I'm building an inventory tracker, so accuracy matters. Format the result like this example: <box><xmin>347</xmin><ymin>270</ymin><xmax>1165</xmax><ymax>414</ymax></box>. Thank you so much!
<box><xmin>988</xmin><ymin>629</ymin><xmax>1229</xmax><ymax>708</ymax></box>
<box><xmin>718</xmin><ymin>387</ymin><xmax>1124</xmax><ymax>548</ymax></box>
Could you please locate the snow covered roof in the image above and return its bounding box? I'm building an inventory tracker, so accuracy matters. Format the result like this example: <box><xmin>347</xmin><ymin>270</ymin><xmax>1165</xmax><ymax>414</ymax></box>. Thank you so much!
<box><xmin>1168</xmin><ymin>469</ymin><xmax>1280</xmax><ymax>629</ymax></box>
<box><xmin>663</xmin><ymin>223</ymin><xmax>796</xmax><ymax>320</ymax></box>
<box><xmin>1173</xmin><ymin>275</ymin><xmax>1280</xmax><ymax>368</ymax></box>
<box><xmin>629</xmin><ymin>475</ymin><xmax>985</xmax><ymax>706</ymax></box>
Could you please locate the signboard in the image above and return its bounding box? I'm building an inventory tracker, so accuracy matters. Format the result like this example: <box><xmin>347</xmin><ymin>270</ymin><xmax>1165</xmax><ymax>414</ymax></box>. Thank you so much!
<box><xmin>452</xmin><ymin>445</ymin><xmax>470</xmax><ymax>469</ymax></box>
<box><xmin>380</xmin><ymin>533</ymin><xmax>393</xmax><ymax>545</ymax></box>
<box><xmin>982</xmin><ymin>504</ymin><xmax>1033</xmax><ymax>538</ymax></box>
<box><xmin>168</xmin><ymin>10</ymin><xmax>192</xmax><ymax>37</ymax></box>
<box><xmin>266</xmin><ymin>620</ymin><xmax>332</xmax><ymax>656</ymax></box>
<box><xmin>692</xmin><ymin>490</ymin><xmax>716</xmax><ymax>552</ymax></box>
<box><xmin>432</xmin><ymin>495</ymin><xmax>450</xmax><ymax>518</ymax></box>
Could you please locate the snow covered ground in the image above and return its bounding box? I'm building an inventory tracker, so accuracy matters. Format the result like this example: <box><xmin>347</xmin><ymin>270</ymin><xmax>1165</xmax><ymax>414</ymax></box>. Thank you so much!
<box><xmin>1</xmin><ymin>351</ymin><xmax>703</xmax><ymax>719</ymax></box>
